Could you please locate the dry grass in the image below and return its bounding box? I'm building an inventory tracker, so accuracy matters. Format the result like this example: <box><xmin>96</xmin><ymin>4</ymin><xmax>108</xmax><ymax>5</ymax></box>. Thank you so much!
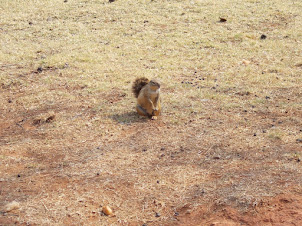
<box><xmin>1</xmin><ymin>0</ymin><xmax>302</xmax><ymax>225</ymax></box>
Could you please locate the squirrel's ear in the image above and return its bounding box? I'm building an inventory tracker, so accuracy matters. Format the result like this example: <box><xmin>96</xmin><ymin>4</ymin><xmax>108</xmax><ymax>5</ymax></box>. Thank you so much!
<box><xmin>151</xmin><ymin>78</ymin><xmax>160</xmax><ymax>83</ymax></box>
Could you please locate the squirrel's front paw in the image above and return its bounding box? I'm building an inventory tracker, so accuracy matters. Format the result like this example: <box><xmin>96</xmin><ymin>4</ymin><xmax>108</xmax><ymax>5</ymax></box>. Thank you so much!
<box><xmin>151</xmin><ymin>116</ymin><xmax>157</xmax><ymax>120</ymax></box>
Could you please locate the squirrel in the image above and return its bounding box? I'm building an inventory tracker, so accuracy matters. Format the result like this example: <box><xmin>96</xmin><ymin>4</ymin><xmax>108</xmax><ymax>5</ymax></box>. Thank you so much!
<box><xmin>132</xmin><ymin>77</ymin><xmax>161</xmax><ymax>119</ymax></box>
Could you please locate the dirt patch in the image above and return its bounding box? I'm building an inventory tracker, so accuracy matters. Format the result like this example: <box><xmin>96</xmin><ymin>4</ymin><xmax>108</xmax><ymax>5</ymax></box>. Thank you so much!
<box><xmin>176</xmin><ymin>193</ymin><xmax>302</xmax><ymax>225</ymax></box>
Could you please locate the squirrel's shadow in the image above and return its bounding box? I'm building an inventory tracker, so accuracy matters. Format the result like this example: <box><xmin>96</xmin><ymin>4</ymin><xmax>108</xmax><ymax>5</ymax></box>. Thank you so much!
<box><xmin>110</xmin><ymin>111</ymin><xmax>147</xmax><ymax>124</ymax></box>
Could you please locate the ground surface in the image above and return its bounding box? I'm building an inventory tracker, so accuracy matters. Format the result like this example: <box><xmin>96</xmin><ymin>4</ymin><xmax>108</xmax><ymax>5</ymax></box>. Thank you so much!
<box><xmin>1</xmin><ymin>0</ymin><xmax>302</xmax><ymax>225</ymax></box>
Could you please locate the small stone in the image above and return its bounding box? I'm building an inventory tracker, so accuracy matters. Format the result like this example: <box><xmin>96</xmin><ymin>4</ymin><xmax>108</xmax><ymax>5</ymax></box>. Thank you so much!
<box><xmin>37</xmin><ymin>67</ymin><xmax>43</xmax><ymax>73</ymax></box>
<box><xmin>174</xmin><ymin>212</ymin><xmax>179</xmax><ymax>216</ymax></box>
<box><xmin>4</xmin><ymin>201</ymin><xmax>20</xmax><ymax>212</ymax></box>
<box><xmin>102</xmin><ymin>205</ymin><xmax>113</xmax><ymax>216</ymax></box>
<box><xmin>242</xmin><ymin>60</ymin><xmax>251</xmax><ymax>65</ymax></box>
<box><xmin>155</xmin><ymin>212</ymin><xmax>160</xmax><ymax>217</ymax></box>
<box><xmin>33</xmin><ymin>118</ymin><xmax>42</xmax><ymax>125</ymax></box>
<box><xmin>219</xmin><ymin>17</ymin><xmax>227</xmax><ymax>23</ymax></box>
<box><xmin>296</xmin><ymin>139</ymin><xmax>302</xmax><ymax>143</ymax></box>
<box><xmin>45</xmin><ymin>115</ymin><xmax>55</xmax><ymax>123</ymax></box>
<box><xmin>260</xmin><ymin>34</ymin><xmax>267</xmax><ymax>39</ymax></box>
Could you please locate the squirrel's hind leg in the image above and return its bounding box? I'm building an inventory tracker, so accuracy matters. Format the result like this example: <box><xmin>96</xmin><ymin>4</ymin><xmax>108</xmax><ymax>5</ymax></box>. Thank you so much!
<box><xmin>136</xmin><ymin>105</ymin><xmax>152</xmax><ymax>118</ymax></box>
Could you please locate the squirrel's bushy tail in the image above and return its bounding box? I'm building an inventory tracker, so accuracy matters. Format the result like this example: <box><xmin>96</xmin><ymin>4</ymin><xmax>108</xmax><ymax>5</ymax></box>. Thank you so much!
<box><xmin>132</xmin><ymin>77</ymin><xmax>149</xmax><ymax>98</ymax></box>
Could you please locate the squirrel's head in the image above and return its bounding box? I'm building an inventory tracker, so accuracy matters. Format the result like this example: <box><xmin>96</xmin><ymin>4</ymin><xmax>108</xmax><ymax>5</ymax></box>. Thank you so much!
<box><xmin>149</xmin><ymin>79</ymin><xmax>160</xmax><ymax>91</ymax></box>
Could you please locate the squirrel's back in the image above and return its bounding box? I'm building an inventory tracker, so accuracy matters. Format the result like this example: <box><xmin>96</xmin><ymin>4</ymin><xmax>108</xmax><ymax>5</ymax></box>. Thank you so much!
<box><xmin>132</xmin><ymin>77</ymin><xmax>149</xmax><ymax>98</ymax></box>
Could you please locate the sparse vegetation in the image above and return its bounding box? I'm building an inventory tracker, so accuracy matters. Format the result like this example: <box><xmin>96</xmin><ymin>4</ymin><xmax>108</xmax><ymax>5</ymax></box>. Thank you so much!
<box><xmin>1</xmin><ymin>0</ymin><xmax>302</xmax><ymax>225</ymax></box>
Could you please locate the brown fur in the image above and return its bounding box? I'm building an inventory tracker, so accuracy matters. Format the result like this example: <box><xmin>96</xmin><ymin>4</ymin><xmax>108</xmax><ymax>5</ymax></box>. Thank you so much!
<box><xmin>132</xmin><ymin>77</ymin><xmax>149</xmax><ymax>98</ymax></box>
<box><xmin>132</xmin><ymin>77</ymin><xmax>161</xmax><ymax>119</ymax></box>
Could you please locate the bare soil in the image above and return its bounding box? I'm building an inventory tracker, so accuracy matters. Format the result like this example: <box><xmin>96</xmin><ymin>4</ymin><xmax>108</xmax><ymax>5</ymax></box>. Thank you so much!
<box><xmin>1</xmin><ymin>90</ymin><xmax>302</xmax><ymax>225</ymax></box>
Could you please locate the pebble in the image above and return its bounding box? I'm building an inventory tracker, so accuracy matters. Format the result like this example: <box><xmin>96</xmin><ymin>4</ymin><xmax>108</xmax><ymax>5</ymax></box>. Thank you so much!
<box><xmin>219</xmin><ymin>17</ymin><xmax>227</xmax><ymax>22</ymax></box>
<box><xmin>242</xmin><ymin>60</ymin><xmax>251</xmax><ymax>65</ymax></box>
<box><xmin>102</xmin><ymin>205</ymin><xmax>113</xmax><ymax>216</ymax></box>
<box><xmin>4</xmin><ymin>201</ymin><xmax>20</xmax><ymax>212</ymax></box>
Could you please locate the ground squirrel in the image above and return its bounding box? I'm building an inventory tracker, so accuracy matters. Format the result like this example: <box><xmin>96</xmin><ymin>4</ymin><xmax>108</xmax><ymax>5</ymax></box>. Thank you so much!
<box><xmin>132</xmin><ymin>77</ymin><xmax>161</xmax><ymax>119</ymax></box>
